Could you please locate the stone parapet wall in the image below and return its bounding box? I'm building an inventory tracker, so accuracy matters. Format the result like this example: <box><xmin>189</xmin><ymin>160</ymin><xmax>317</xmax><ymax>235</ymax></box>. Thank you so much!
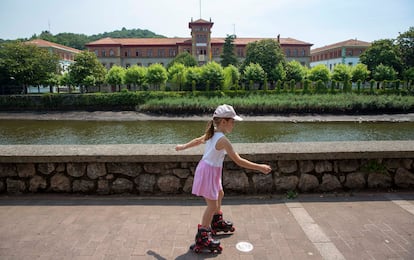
<box><xmin>0</xmin><ymin>141</ymin><xmax>414</xmax><ymax>195</ymax></box>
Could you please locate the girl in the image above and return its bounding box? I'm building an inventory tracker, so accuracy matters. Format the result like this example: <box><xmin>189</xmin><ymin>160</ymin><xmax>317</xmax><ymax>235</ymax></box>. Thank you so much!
<box><xmin>176</xmin><ymin>104</ymin><xmax>272</xmax><ymax>253</ymax></box>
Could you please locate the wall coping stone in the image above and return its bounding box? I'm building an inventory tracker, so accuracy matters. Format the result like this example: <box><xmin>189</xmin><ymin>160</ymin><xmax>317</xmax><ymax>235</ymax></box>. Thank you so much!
<box><xmin>1</xmin><ymin>141</ymin><xmax>413</xmax><ymax>163</ymax></box>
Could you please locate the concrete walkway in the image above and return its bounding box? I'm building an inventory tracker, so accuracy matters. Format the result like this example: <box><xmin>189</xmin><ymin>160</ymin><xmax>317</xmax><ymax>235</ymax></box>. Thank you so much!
<box><xmin>0</xmin><ymin>192</ymin><xmax>413</xmax><ymax>260</ymax></box>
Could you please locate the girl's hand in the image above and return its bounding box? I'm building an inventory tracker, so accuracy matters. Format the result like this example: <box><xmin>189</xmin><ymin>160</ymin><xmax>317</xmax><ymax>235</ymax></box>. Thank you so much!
<box><xmin>260</xmin><ymin>164</ymin><xmax>272</xmax><ymax>174</ymax></box>
<box><xmin>175</xmin><ymin>145</ymin><xmax>184</xmax><ymax>151</ymax></box>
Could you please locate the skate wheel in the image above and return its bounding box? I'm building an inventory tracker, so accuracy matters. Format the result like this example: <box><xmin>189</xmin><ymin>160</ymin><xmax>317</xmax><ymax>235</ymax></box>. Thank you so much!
<box><xmin>217</xmin><ymin>245</ymin><xmax>223</xmax><ymax>253</ymax></box>
<box><xmin>231</xmin><ymin>227</ymin><xmax>235</xmax><ymax>232</ymax></box>
<box><xmin>194</xmin><ymin>246</ymin><xmax>201</xmax><ymax>254</ymax></box>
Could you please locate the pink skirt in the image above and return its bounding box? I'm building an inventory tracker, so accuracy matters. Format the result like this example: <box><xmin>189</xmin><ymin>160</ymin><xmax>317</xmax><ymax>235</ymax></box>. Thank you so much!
<box><xmin>192</xmin><ymin>160</ymin><xmax>223</xmax><ymax>200</ymax></box>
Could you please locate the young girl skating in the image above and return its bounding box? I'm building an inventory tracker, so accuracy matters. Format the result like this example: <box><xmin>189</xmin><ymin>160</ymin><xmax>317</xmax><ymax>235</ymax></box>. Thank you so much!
<box><xmin>176</xmin><ymin>104</ymin><xmax>272</xmax><ymax>253</ymax></box>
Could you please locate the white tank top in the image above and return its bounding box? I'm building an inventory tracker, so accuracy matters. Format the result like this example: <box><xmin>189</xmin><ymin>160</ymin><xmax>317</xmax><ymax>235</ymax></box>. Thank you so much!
<box><xmin>201</xmin><ymin>132</ymin><xmax>226</xmax><ymax>167</ymax></box>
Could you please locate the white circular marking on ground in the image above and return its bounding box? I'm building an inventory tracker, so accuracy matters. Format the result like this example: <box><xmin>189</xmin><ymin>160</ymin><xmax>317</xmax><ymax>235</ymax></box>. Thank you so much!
<box><xmin>236</xmin><ymin>241</ymin><xmax>254</xmax><ymax>252</ymax></box>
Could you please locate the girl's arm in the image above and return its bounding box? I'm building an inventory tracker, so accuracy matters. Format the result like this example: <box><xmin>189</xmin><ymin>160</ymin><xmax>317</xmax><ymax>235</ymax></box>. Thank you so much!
<box><xmin>175</xmin><ymin>135</ymin><xmax>206</xmax><ymax>151</ymax></box>
<box><xmin>216</xmin><ymin>136</ymin><xmax>272</xmax><ymax>174</ymax></box>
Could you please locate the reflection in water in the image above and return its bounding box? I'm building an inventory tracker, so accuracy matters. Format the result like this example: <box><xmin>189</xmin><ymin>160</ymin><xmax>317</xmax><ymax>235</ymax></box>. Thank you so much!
<box><xmin>0</xmin><ymin>120</ymin><xmax>413</xmax><ymax>145</ymax></box>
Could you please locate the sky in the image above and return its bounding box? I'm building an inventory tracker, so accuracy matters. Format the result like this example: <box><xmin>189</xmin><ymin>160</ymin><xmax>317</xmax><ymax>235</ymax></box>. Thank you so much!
<box><xmin>0</xmin><ymin>0</ymin><xmax>413</xmax><ymax>48</ymax></box>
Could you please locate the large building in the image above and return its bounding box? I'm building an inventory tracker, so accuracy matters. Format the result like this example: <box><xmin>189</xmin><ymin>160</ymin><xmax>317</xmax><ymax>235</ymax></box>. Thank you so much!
<box><xmin>310</xmin><ymin>39</ymin><xmax>371</xmax><ymax>70</ymax></box>
<box><xmin>26</xmin><ymin>39</ymin><xmax>81</xmax><ymax>72</ymax></box>
<box><xmin>85</xmin><ymin>18</ymin><xmax>313</xmax><ymax>69</ymax></box>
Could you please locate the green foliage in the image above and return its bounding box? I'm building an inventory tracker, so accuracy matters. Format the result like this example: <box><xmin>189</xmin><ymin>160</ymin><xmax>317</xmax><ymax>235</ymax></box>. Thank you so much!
<box><xmin>220</xmin><ymin>35</ymin><xmax>238</xmax><ymax>67</ymax></box>
<box><xmin>285</xmin><ymin>60</ymin><xmax>305</xmax><ymax>82</ymax></box>
<box><xmin>285</xmin><ymin>190</ymin><xmax>298</xmax><ymax>199</ymax></box>
<box><xmin>373</xmin><ymin>64</ymin><xmax>397</xmax><ymax>81</ymax></box>
<box><xmin>332</xmin><ymin>64</ymin><xmax>352</xmax><ymax>82</ymax></box>
<box><xmin>396</xmin><ymin>27</ymin><xmax>414</xmax><ymax>69</ymax></box>
<box><xmin>242</xmin><ymin>39</ymin><xmax>285</xmax><ymax>76</ymax></box>
<box><xmin>308</xmin><ymin>64</ymin><xmax>330</xmax><ymax>82</ymax></box>
<box><xmin>0</xmin><ymin>41</ymin><xmax>60</xmax><ymax>93</ymax></box>
<box><xmin>68</xmin><ymin>51</ymin><xmax>106</xmax><ymax>88</ymax></box>
<box><xmin>167</xmin><ymin>63</ymin><xmax>187</xmax><ymax>91</ymax></box>
<box><xmin>106</xmin><ymin>65</ymin><xmax>126</xmax><ymax>87</ymax></box>
<box><xmin>360</xmin><ymin>39</ymin><xmax>403</xmax><ymax>76</ymax></box>
<box><xmin>166</xmin><ymin>52</ymin><xmax>197</xmax><ymax>69</ymax></box>
<box><xmin>223</xmin><ymin>65</ymin><xmax>241</xmax><ymax>90</ymax></box>
<box><xmin>146</xmin><ymin>63</ymin><xmax>168</xmax><ymax>90</ymax></box>
<box><xmin>269</xmin><ymin>62</ymin><xmax>286</xmax><ymax>83</ymax></box>
<box><xmin>184</xmin><ymin>67</ymin><xmax>202</xmax><ymax>91</ymax></box>
<box><xmin>124</xmin><ymin>65</ymin><xmax>147</xmax><ymax>90</ymax></box>
<box><xmin>200</xmin><ymin>62</ymin><xmax>225</xmax><ymax>91</ymax></box>
<box><xmin>352</xmin><ymin>63</ymin><xmax>370</xmax><ymax>82</ymax></box>
<box><xmin>361</xmin><ymin>160</ymin><xmax>388</xmax><ymax>175</ymax></box>
<box><xmin>243</xmin><ymin>63</ymin><xmax>266</xmax><ymax>89</ymax></box>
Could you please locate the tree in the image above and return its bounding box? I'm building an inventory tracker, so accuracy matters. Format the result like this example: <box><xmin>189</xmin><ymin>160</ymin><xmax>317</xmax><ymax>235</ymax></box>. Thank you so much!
<box><xmin>220</xmin><ymin>35</ymin><xmax>238</xmax><ymax>67</ymax></box>
<box><xmin>166</xmin><ymin>52</ymin><xmax>197</xmax><ymax>69</ymax></box>
<box><xmin>184</xmin><ymin>66</ymin><xmax>202</xmax><ymax>91</ymax></box>
<box><xmin>223</xmin><ymin>65</ymin><xmax>240</xmax><ymax>90</ymax></box>
<box><xmin>0</xmin><ymin>41</ymin><xmax>59</xmax><ymax>94</ymax></box>
<box><xmin>243</xmin><ymin>63</ymin><xmax>266</xmax><ymax>89</ymax></box>
<box><xmin>285</xmin><ymin>60</ymin><xmax>305</xmax><ymax>82</ymax></box>
<box><xmin>308</xmin><ymin>64</ymin><xmax>331</xmax><ymax>82</ymax></box>
<box><xmin>351</xmin><ymin>63</ymin><xmax>370</xmax><ymax>82</ymax></box>
<box><xmin>396</xmin><ymin>27</ymin><xmax>414</xmax><ymax>69</ymax></box>
<box><xmin>373</xmin><ymin>64</ymin><xmax>397</xmax><ymax>81</ymax></box>
<box><xmin>269</xmin><ymin>62</ymin><xmax>286</xmax><ymax>84</ymax></box>
<box><xmin>359</xmin><ymin>39</ymin><xmax>403</xmax><ymax>77</ymax></box>
<box><xmin>146</xmin><ymin>63</ymin><xmax>168</xmax><ymax>90</ymax></box>
<box><xmin>200</xmin><ymin>62</ymin><xmax>225</xmax><ymax>91</ymax></box>
<box><xmin>68</xmin><ymin>51</ymin><xmax>106</xmax><ymax>93</ymax></box>
<box><xmin>125</xmin><ymin>65</ymin><xmax>147</xmax><ymax>91</ymax></box>
<box><xmin>332</xmin><ymin>64</ymin><xmax>352</xmax><ymax>82</ymax></box>
<box><xmin>106</xmin><ymin>65</ymin><xmax>126</xmax><ymax>92</ymax></box>
<box><xmin>167</xmin><ymin>63</ymin><xmax>187</xmax><ymax>91</ymax></box>
<box><xmin>242</xmin><ymin>39</ymin><xmax>285</xmax><ymax>76</ymax></box>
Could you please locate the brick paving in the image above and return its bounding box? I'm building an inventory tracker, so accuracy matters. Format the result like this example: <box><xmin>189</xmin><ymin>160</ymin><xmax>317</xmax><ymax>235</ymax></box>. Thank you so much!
<box><xmin>0</xmin><ymin>192</ymin><xmax>413</xmax><ymax>260</ymax></box>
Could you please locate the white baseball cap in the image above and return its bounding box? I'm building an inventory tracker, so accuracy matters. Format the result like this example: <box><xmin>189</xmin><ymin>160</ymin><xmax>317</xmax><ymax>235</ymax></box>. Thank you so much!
<box><xmin>213</xmin><ymin>104</ymin><xmax>243</xmax><ymax>121</ymax></box>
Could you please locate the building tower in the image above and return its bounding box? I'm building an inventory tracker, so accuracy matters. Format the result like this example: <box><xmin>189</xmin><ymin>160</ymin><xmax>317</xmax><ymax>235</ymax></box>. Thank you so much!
<box><xmin>188</xmin><ymin>18</ymin><xmax>214</xmax><ymax>65</ymax></box>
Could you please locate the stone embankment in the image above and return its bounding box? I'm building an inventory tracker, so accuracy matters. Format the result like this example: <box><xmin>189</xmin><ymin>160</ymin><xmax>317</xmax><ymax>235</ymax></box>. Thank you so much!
<box><xmin>1</xmin><ymin>141</ymin><xmax>414</xmax><ymax>195</ymax></box>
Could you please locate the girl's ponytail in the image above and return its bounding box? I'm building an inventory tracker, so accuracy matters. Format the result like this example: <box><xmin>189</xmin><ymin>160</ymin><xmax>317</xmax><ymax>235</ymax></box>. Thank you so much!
<box><xmin>204</xmin><ymin>119</ymin><xmax>215</xmax><ymax>141</ymax></box>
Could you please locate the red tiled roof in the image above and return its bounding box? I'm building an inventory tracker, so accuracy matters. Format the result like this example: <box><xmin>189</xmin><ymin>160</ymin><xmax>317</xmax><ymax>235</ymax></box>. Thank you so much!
<box><xmin>26</xmin><ymin>39</ymin><xmax>81</xmax><ymax>53</ymax></box>
<box><xmin>86</xmin><ymin>37</ymin><xmax>312</xmax><ymax>47</ymax></box>
<box><xmin>311</xmin><ymin>39</ymin><xmax>371</xmax><ymax>53</ymax></box>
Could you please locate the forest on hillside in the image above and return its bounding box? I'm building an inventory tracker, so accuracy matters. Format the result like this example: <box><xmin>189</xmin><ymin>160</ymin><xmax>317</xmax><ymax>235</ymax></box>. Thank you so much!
<box><xmin>0</xmin><ymin>27</ymin><xmax>166</xmax><ymax>50</ymax></box>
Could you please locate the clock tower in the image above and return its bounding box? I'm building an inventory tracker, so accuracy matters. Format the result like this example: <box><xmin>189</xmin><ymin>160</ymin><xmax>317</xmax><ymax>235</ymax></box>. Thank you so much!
<box><xmin>189</xmin><ymin>18</ymin><xmax>214</xmax><ymax>65</ymax></box>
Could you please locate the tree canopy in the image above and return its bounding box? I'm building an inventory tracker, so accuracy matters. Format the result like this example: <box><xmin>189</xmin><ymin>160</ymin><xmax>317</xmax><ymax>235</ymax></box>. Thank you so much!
<box><xmin>220</xmin><ymin>35</ymin><xmax>238</xmax><ymax>67</ymax></box>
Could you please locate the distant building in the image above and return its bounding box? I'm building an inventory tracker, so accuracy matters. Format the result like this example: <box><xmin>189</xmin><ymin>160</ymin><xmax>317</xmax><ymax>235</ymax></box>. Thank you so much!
<box><xmin>85</xmin><ymin>18</ymin><xmax>313</xmax><ymax>69</ymax></box>
<box><xmin>25</xmin><ymin>39</ymin><xmax>81</xmax><ymax>72</ymax></box>
<box><xmin>310</xmin><ymin>39</ymin><xmax>371</xmax><ymax>70</ymax></box>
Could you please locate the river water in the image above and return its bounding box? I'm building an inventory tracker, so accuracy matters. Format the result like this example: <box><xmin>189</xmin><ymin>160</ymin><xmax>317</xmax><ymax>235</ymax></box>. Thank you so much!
<box><xmin>0</xmin><ymin>119</ymin><xmax>413</xmax><ymax>145</ymax></box>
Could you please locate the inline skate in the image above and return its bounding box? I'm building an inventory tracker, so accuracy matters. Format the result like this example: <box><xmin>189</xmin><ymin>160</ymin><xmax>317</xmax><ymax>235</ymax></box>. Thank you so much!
<box><xmin>211</xmin><ymin>211</ymin><xmax>235</xmax><ymax>235</ymax></box>
<box><xmin>190</xmin><ymin>224</ymin><xmax>222</xmax><ymax>254</ymax></box>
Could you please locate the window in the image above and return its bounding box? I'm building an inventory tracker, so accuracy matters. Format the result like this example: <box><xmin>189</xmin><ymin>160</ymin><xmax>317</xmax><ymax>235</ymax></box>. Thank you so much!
<box><xmin>109</xmin><ymin>49</ymin><xmax>114</xmax><ymax>56</ymax></box>
<box><xmin>237</xmin><ymin>48</ymin><xmax>244</xmax><ymax>57</ymax></box>
<box><xmin>147</xmin><ymin>50</ymin><xmax>153</xmax><ymax>57</ymax></box>
<box><xmin>136</xmin><ymin>50</ymin><xmax>141</xmax><ymax>57</ymax></box>
<box><xmin>213</xmin><ymin>48</ymin><xmax>220</xmax><ymax>56</ymax></box>
<box><xmin>169</xmin><ymin>49</ymin><xmax>176</xmax><ymax>57</ymax></box>
<box><xmin>158</xmin><ymin>49</ymin><xmax>165</xmax><ymax>57</ymax></box>
<box><xmin>293</xmin><ymin>49</ymin><xmax>298</xmax><ymax>57</ymax></box>
<box><xmin>102</xmin><ymin>50</ymin><xmax>106</xmax><ymax>57</ymax></box>
<box><xmin>286</xmin><ymin>49</ymin><xmax>291</xmax><ymax>57</ymax></box>
<box><xmin>94</xmin><ymin>50</ymin><xmax>99</xmax><ymax>56</ymax></box>
<box><xmin>301</xmin><ymin>49</ymin><xmax>306</xmax><ymax>56</ymax></box>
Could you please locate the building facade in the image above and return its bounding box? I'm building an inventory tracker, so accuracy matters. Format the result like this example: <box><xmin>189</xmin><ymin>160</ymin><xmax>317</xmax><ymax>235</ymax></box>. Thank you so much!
<box><xmin>26</xmin><ymin>39</ymin><xmax>81</xmax><ymax>72</ymax></box>
<box><xmin>310</xmin><ymin>39</ymin><xmax>371</xmax><ymax>70</ymax></box>
<box><xmin>85</xmin><ymin>18</ymin><xmax>313</xmax><ymax>69</ymax></box>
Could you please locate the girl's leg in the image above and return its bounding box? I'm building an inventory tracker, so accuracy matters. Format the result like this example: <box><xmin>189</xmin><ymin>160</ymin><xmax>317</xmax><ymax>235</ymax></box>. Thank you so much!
<box><xmin>201</xmin><ymin>198</ymin><xmax>218</xmax><ymax>227</ymax></box>
<box><xmin>216</xmin><ymin>190</ymin><xmax>224</xmax><ymax>214</ymax></box>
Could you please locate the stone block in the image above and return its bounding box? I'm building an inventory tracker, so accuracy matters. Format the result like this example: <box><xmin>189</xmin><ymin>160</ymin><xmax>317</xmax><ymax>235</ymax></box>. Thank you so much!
<box><xmin>274</xmin><ymin>175</ymin><xmax>299</xmax><ymax>192</ymax></box>
<box><xmin>315</xmin><ymin>161</ymin><xmax>332</xmax><ymax>174</ymax></box>
<box><xmin>67</xmin><ymin>163</ymin><xmax>87</xmax><ymax>177</ymax></box>
<box><xmin>107</xmin><ymin>163</ymin><xmax>141</xmax><ymax>177</ymax></box>
<box><xmin>157</xmin><ymin>175</ymin><xmax>181</xmax><ymax>193</ymax></box>
<box><xmin>17</xmin><ymin>163</ymin><xmax>36</xmax><ymax>178</ymax></box>
<box><xmin>112</xmin><ymin>178</ymin><xmax>133</xmax><ymax>193</ymax></box>
<box><xmin>50</xmin><ymin>173</ymin><xmax>71</xmax><ymax>192</ymax></box>
<box><xmin>223</xmin><ymin>170</ymin><xmax>249</xmax><ymax>192</ymax></box>
<box><xmin>278</xmin><ymin>160</ymin><xmax>297</xmax><ymax>174</ymax></box>
<box><xmin>252</xmin><ymin>174</ymin><xmax>273</xmax><ymax>193</ymax></box>
<box><xmin>344</xmin><ymin>172</ymin><xmax>366</xmax><ymax>189</ymax></box>
<box><xmin>6</xmin><ymin>179</ymin><xmax>26</xmax><ymax>193</ymax></box>
<box><xmin>37</xmin><ymin>163</ymin><xmax>55</xmax><ymax>175</ymax></box>
<box><xmin>367</xmin><ymin>172</ymin><xmax>392</xmax><ymax>189</ymax></box>
<box><xmin>320</xmin><ymin>174</ymin><xmax>342</xmax><ymax>191</ymax></box>
<box><xmin>87</xmin><ymin>163</ymin><xmax>107</xmax><ymax>179</ymax></box>
<box><xmin>29</xmin><ymin>175</ymin><xmax>47</xmax><ymax>192</ymax></box>
<box><xmin>299</xmin><ymin>160</ymin><xmax>314</xmax><ymax>174</ymax></box>
<box><xmin>0</xmin><ymin>164</ymin><xmax>17</xmax><ymax>177</ymax></box>
<box><xmin>136</xmin><ymin>174</ymin><xmax>156</xmax><ymax>193</ymax></box>
<box><xmin>394</xmin><ymin>168</ymin><xmax>414</xmax><ymax>188</ymax></box>
<box><xmin>73</xmin><ymin>180</ymin><xmax>95</xmax><ymax>193</ymax></box>
<box><xmin>298</xmin><ymin>173</ymin><xmax>319</xmax><ymax>192</ymax></box>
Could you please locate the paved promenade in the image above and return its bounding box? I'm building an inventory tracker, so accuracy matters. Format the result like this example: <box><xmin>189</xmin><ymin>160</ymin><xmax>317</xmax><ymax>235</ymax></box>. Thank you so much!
<box><xmin>0</xmin><ymin>192</ymin><xmax>413</xmax><ymax>260</ymax></box>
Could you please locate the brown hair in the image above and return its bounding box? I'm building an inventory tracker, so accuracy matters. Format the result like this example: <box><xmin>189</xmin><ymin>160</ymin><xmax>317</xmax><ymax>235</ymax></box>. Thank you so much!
<box><xmin>204</xmin><ymin>117</ymin><xmax>230</xmax><ymax>141</ymax></box>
